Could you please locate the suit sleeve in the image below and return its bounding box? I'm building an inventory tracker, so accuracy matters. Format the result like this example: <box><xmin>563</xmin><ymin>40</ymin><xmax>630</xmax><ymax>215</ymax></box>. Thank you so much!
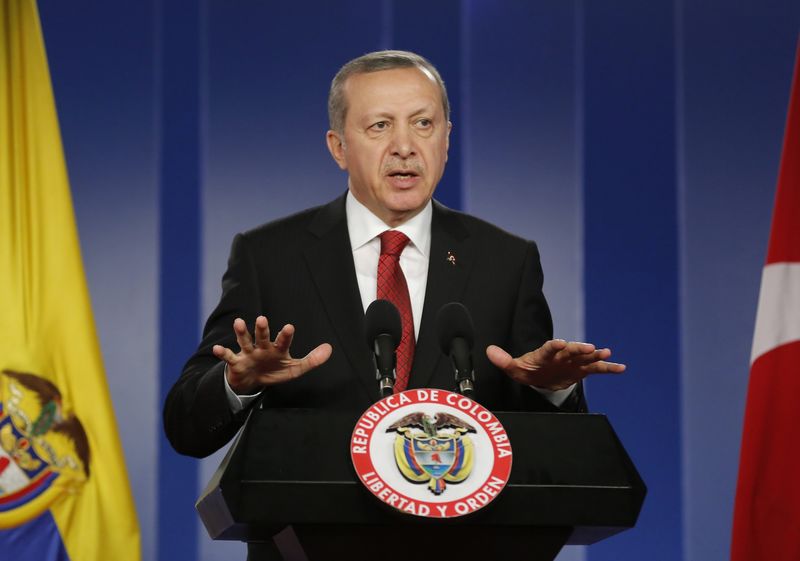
<box><xmin>511</xmin><ymin>241</ymin><xmax>588</xmax><ymax>413</ymax></box>
<box><xmin>162</xmin><ymin>233</ymin><xmax>261</xmax><ymax>458</ymax></box>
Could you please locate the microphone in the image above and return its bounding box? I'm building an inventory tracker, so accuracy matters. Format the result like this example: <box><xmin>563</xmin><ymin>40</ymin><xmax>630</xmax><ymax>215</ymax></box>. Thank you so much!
<box><xmin>436</xmin><ymin>302</ymin><xmax>476</xmax><ymax>398</ymax></box>
<box><xmin>364</xmin><ymin>299</ymin><xmax>403</xmax><ymax>398</ymax></box>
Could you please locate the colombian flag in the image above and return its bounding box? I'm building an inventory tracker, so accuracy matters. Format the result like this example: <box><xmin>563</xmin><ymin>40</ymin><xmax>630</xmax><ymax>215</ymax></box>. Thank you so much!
<box><xmin>0</xmin><ymin>1</ymin><xmax>141</xmax><ymax>559</ymax></box>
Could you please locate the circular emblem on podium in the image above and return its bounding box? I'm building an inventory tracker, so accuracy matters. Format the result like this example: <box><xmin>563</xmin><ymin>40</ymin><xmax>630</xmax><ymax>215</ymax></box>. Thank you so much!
<box><xmin>350</xmin><ymin>389</ymin><xmax>512</xmax><ymax>518</ymax></box>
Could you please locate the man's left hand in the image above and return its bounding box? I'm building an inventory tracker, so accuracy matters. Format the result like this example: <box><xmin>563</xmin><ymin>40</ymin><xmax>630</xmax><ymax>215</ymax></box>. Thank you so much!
<box><xmin>486</xmin><ymin>340</ymin><xmax>626</xmax><ymax>390</ymax></box>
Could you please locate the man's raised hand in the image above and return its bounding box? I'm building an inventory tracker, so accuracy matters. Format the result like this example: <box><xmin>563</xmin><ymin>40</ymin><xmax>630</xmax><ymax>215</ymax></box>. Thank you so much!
<box><xmin>486</xmin><ymin>339</ymin><xmax>625</xmax><ymax>391</ymax></box>
<box><xmin>212</xmin><ymin>316</ymin><xmax>332</xmax><ymax>394</ymax></box>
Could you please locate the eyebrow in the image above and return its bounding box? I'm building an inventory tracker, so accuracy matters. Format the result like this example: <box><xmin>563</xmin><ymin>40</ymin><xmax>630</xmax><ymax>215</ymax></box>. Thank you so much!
<box><xmin>365</xmin><ymin>105</ymin><xmax>437</xmax><ymax>122</ymax></box>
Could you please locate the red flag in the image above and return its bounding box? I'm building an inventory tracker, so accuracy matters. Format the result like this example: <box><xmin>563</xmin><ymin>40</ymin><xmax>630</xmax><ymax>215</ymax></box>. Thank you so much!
<box><xmin>731</xmin><ymin>38</ymin><xmax>800</xmax><ymax>561</ymax></box>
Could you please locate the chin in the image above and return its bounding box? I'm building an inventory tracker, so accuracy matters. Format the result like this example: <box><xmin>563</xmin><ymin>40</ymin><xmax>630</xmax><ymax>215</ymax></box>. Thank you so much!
<box><xmin>390</xmin><ymin>189</ymin><xmax>431</xmax><ymax>207</ymax></box>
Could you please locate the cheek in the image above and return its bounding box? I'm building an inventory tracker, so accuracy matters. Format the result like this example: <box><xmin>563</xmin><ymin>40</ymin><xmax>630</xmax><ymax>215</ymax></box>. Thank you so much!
<box><xmin>430</xmin><ymin>147</ymin><xmax>448</xmax><ymax>172</ymax></box>
<box><xmin>359</xmin><ymin>150</ymin><xmax>385</xmax><ymax>174</ymax></box>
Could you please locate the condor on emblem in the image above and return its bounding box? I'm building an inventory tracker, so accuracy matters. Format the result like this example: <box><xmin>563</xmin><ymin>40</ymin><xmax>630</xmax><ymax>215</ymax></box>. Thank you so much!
<box><xmin>350</xmin><ymin>389</ymin><xmax>512</xmax><ymax>519</ymax></box>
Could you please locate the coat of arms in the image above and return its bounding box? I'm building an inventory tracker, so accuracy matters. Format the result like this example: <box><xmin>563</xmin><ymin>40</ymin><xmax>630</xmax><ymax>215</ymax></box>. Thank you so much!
<box><xmin>387</xmin><ymin>412</ymin><xmax>475</xmax><ymax>495</ymax></box>
<box><xmin>0</xmin><ymin>370</ymin><xmax>90</xmax><ymax>527</ymax></box>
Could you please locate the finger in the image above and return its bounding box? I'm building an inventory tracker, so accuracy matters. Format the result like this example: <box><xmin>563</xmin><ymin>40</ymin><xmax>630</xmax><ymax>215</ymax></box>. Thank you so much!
<box><xmin>254</xmin><ymin>315</ymin><xmax>270</xmax><ymax>348</ymax></box>
<box><xmin>233</xmin><ymin>318</ymin><xmax>254</xmax><ymax>352</ymax></box>
<box><xmin>212</xmin><ymin>344</ymin><xmax>238</xmax><ymax>364</ymax></box>
<box><xmin>537</xmin><ymin>339</ymin><xmax>569</xmax><ymax>361</ymax></box>
<box><xmin>486</xmin><ymin>345</ymin><xmax>515</xmax><ymax>371</ymax></box>
<box><xmin>274</xmin><ymin>324</ymin><xmax>295</xmax><ymax>353</ymax></box>
<box><xmin>559</xmin><ymin>341</ymin><xmax>596</xmax><ymax>357</ymax></box>
<box><xmin>584</xmin><ymin>361</ymin><xmax>627</xmax><ymax>374</ymax></box>
<box><xmin>567</xmin><ymin>347</ymin><xmax>612</xmax><ymax>366</ymax></box>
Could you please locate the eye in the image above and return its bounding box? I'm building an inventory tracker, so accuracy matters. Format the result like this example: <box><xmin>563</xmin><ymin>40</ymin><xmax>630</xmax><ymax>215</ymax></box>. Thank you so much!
<box><xmin>415</xmin><ymin>118</ymin><xmax>433</xmax><ymax>128</ymax></box>
<box><xmin>369</xmin><ymin>121</ymin><xmax>390</xmax><ymax>131</ymax></box>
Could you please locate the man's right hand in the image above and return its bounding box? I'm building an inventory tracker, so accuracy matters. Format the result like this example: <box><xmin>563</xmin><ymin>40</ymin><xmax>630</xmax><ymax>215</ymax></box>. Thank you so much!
<box><xmin>212</xmin><ymin>316</ymin><xmax>333</xmax><ymax>395</ymax></box>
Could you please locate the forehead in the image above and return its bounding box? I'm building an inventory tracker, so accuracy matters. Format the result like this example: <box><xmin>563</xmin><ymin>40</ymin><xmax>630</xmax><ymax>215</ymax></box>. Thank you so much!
<box><xmin>342</xmin><ymin>67</ymin><xmax>443</xmax><ymax>119</ymax></box>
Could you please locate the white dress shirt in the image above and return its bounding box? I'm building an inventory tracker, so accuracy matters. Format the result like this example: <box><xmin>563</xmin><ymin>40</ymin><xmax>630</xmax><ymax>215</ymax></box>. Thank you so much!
<box><xmin>346</xmin><ymin>191</ymin><xmax>430</xmax><ymax>337</ymax></box>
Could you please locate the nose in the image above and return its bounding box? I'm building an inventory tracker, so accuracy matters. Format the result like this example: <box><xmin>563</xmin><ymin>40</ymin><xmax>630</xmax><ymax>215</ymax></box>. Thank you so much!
<box><xmin>389</xmin><ymin>123</ymin><xmax>416</xmax><ymax>159</ymax></box>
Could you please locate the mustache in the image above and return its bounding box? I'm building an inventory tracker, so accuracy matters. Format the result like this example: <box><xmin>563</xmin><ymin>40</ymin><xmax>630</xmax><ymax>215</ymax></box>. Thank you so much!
<box><xmin>383</xmin><ymin>161</ymin><xmax>424</xmax><ymax>175</ymax></box>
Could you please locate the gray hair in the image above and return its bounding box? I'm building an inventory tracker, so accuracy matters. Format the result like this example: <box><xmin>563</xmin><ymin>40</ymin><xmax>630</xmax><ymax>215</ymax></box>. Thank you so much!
<box><xmin>328</xmin><ymin>50</ymin><xmax>450</xmax><ymax>134</ymax></box>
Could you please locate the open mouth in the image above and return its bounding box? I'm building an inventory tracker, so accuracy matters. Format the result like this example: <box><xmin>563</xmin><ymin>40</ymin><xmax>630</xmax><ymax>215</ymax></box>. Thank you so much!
<box><xmin>388</xmin><ymin>171</ymin><xmax>419</xmax><ymax>179</ymax></box>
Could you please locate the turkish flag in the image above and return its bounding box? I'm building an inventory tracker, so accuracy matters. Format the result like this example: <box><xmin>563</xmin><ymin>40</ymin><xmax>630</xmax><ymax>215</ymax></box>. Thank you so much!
<box><xmin>730</xmin><ymin>38</ymin><xmax>800</xmax><ymax>561</ymax></box>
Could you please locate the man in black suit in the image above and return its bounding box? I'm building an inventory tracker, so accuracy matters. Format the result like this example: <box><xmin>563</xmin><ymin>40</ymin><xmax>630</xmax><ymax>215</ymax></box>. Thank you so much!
<box><xmin>164</xmin><ymin>50</ymin><xmax>624</xmax><ymax>459</ymax></box>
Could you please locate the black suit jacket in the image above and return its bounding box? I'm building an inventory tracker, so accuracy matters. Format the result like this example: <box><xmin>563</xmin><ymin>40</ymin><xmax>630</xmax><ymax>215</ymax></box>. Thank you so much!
<box><xmin>164</xmin><ymin>194</ymin><xmax>586</xmax><ymax>458</ymax></box>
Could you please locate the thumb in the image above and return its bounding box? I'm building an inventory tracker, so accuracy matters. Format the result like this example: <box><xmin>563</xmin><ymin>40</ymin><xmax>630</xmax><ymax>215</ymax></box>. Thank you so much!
<box><xmin>299</xmin><ymin>343</ymin><xmax>333</xmax><ymax>374</ymax></box>
<box><xmin>486</xmin><ymin>345</ymin><xmax>514</xmax><ymax>371</ymax></box>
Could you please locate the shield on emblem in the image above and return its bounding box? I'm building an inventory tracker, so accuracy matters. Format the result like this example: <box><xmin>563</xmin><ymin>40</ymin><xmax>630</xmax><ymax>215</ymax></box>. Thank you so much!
<box><xmin>411</xmin><ymin>436</ymin><xmax>457</xmax><ymax>479</ymax></box>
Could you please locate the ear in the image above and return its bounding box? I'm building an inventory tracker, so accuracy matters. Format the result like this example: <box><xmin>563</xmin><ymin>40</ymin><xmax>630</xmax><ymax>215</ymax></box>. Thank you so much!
<box><xmin>445</xmin><ymin>121</ymin><xmax>453</xmax><ymax>161</ymax></box>
<box><xmin>326</xmin><ymin>130</ymin><xmax>348</xmax><ymax>170</ymax></box>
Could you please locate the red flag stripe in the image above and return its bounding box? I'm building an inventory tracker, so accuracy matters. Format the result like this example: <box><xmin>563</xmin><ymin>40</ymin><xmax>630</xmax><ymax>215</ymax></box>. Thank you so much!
<box><xmin>766</xmin><ymin>39</ymin><xmax>800</xmax><ymax>264</ymax></box>
<box><xmin>731</xmin><ymin>342</ymin><xmax>800</xmax><ymax>561</ymax></box>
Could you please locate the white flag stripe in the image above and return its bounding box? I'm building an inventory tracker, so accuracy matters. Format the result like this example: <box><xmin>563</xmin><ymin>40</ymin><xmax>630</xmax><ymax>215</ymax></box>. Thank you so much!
<box><xmin>751</xmin><ymin>262</ymin><xmax>800</xmax><ymax>364</ymax></box>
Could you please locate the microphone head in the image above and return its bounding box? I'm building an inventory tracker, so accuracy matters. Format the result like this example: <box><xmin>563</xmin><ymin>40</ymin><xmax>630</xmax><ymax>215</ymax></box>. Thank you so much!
<box><xmin>364</xmin><ymin>299</ymin><xmax>402</xmax><ymax>349</ymax></box>
<box><xmin>435</xmin><ymin>302</ymin><xmax>475</xmax><ymax>353</ymax></box>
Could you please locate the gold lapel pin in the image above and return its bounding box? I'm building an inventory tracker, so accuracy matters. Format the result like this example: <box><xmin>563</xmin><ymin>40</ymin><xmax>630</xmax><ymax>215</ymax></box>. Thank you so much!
<box><xmin>447</xmin><ymin>251</ymin><xmax>457</xmax><ymax>266</ymax></box>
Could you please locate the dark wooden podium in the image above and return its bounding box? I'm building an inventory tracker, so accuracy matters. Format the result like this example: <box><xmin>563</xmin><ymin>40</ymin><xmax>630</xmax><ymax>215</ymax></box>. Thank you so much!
<box><xmin>197</xmin><ymin>407</ymin><xmax>645</xmax><ymax>561</ymax></box>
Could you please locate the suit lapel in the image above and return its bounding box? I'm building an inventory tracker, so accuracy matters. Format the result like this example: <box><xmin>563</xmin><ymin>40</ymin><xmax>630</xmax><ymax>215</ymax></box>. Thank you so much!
<box><xmin>410</xmin><ymin>201</ymin><xmax>473</xmax><ymax>389</ymax></box>
<box><xmin>303</xmin><ymin>195</ymin><xmax>377</xmax><ymax>401</ymax></box>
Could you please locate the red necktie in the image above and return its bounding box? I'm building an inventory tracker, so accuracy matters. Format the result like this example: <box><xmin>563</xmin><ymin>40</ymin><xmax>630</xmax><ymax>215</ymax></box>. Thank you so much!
<box><xmin>377</xmin><ymin>230</ymin><xmax>415</xmax><ymax>392</ymax></box>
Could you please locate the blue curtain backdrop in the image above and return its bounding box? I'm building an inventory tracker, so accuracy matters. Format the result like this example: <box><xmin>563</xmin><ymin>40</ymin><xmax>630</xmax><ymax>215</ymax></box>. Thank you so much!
<box><xmin>36</xmin><ymin>1</ymin><xmax>800</xmax><ymax>560</ymax></box>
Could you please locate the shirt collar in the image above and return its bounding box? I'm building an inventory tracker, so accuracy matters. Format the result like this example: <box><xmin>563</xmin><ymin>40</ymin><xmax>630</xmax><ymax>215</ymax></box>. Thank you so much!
<box><xmin>346</xmin><ymin>190</ymin><xmax>432</xmax><ymax>257</ymax></box>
